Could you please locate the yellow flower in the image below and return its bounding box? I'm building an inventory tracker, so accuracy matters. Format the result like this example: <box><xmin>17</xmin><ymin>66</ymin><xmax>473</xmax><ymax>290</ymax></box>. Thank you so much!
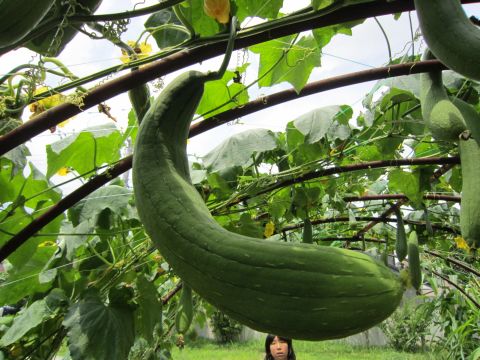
<box><xmin>57</xmin><ymin>167</ymin><xmax>70</xmax><ymax>176</ymax></box>
<box><xmin>264</xmin><ymin>221</ymin><xmax>275</xmax><ymax>238</ymax></box>
<box><xmin>120</xmin><ymin>41</ymin><xmax>152</xmax><ymax>64</ymax></box>
<box><xmin>454</xmin><ymin>236</ymin><xmax>470</xmax><ymax>251</ymax></box>
<box><xmin>29</xmin><ymin>87</ymin><xmax>65</xmax><ymax>115</ymax></box>
<box><xmin>204</xmin><ymin>0</ymin><xmax>230</xmax><ymax>24</ymax></box>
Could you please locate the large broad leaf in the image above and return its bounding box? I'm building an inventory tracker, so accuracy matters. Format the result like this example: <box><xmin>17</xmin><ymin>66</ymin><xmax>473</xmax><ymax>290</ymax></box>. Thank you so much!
<box><xmin>293</xmin><ymin>105</ymin><xmax>352</xmax><ymax>144</ymax></box>
<box><xmin>196</xmin><ymin>67</ymin><xmax>250</xmax><ymax>118</ymax></box>
<box><xmin>202</xmin><ymin>128</ymin><xmax>278</xmax><ymax>171</ymax></box>
<box><xmin>144</xmin><ymin>8</ymin><xmax>189</xmax><ymax>49</ymax></box>
<box><xmin>68</xmin><ymin>185</ymin><xmax>132</xmax><ymax>226</ymax></box>
<box><xmin>135</xmin><ymin>275</ymin><xmax>162</xmax><ymax>342</ymax></box>
<box><xmin>250</xmin><ymin>35</ymin><xmax>321</xmax><ymax>93</ymax></box>
<box><xmin>46</xmin><ymin>124</ymin><xmax>122</xmax><ymax>179</ymax></box>
<box><xmin>235</xmin><ymin>0</ymin><xmax>283</xmax><ymax>22</ymax></box>
<box><xmin>63</xmin><ymin>290</ymin><xmax>135</xmax><ymax>360</ymax></box>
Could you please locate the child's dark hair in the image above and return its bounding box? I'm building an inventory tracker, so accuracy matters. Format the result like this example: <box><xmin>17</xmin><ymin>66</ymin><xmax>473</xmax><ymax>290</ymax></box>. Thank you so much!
<box><xmin>264</xmin><ymin>334</ymin><xmax>296</xmax><ymax>360</ymax></box>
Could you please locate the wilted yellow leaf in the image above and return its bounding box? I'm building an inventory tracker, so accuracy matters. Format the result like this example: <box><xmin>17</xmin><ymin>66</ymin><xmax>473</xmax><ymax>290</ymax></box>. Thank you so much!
<box><xmin>264</xmin><ymin>221</ymin><xmax>275</xmax><ymax>238</ymax></box>
<box><xmin>204</xmin><ymin>0</ymin><xmax>230</xmax><ymax>24</ymax></box>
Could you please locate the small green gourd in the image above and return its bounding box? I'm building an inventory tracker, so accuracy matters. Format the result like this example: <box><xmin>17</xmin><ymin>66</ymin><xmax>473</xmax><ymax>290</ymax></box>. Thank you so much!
<box><xmin>419</xmin><ymin>50</ymin><xmax>466</xmax><ymax>141</ymax></box>
<box><xmin>302</xmin><ymin>217</ymin><xmax>313</xmax><ymax>244</ymax></box>
<box><xmin>175</xmin><ymin>283</ymin><xmax>194</xmax><ymax>334</ymax></box>
<box><xmin>407</xmin><ymin>231</ymin><xmax>421</xmax><ymax>291</ymax></box>
<box><xmin>393</xmin><ymin>206</ymin><xmax>407</xmax><ymax>262</ymax></box>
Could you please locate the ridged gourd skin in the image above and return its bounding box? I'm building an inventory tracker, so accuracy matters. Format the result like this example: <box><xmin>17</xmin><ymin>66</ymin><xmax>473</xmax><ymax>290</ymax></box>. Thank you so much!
<box><xmin>0</xmin><ymin>0</ymin><xmax>55</xmax><ymax>48</ymax></box>
<box><xmin>459</xmin><ymin>135</ymin><xmax>480</xmax><ymax>249</ymax></box>
<box><xmin>414</xmin><ymin>0</ymin><xmax>480</xmax><ymax>81</ymax></box>
<box><xmin>420</xmin><ymin>51</ymin><xmax>466</xmax><ymax>141</ymax></box>
<box><xmin>393</xmin><ymin>207</ymin><xmax>407</xmax><ymax>262</ymax></box>
<box><xmin>132</xmin><ymin>70</ymin><xmax>404</xmax><ymax>340</ymax></box>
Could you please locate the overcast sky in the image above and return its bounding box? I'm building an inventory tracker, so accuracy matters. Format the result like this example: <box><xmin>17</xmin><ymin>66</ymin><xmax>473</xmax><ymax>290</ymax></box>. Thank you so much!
<box><xmin>1</xmin><ymin>1</ymin><xmax>479</xmax><ymax>191</ymax></box>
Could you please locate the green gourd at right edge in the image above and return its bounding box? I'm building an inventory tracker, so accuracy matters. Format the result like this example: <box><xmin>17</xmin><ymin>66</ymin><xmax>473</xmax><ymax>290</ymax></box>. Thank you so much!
<box><xmin>415</xmin><ymin>0</ymin><xmax>480</xmax><ymax>81</ymax></box>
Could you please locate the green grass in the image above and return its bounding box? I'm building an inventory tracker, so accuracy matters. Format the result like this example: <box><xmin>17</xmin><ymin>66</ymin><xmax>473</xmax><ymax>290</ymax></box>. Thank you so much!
<box><xmin>172</xmin><ymin>338</ymin><xmax>437</xmax><ymax>360</ymax></box>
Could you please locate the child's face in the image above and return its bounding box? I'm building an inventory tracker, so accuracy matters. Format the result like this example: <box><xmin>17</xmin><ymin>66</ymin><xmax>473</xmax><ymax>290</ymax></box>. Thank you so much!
<box><xmin>270</xmin><ymin>336</ymin><xmax>289</xmax><ymax>360</ymax></box>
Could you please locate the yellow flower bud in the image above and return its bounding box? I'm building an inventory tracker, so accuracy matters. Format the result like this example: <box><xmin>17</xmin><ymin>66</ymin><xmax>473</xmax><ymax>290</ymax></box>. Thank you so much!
<box><xmin>264</xmin><ymin>221</ymin><xmax>275</xmax><ymax>238</ymax></box>
<box><xmin>204</xmin><ymin>0</ymin><xmax>230</xmax><ymax>24</ymax></box>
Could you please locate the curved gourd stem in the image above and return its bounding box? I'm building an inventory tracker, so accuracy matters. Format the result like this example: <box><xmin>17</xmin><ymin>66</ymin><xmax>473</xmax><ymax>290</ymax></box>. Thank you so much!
<box><xmin>206</xmin><ymin>16</ymin><xmax>238</xmax><ymax>81</ymax></box>
<box><xmin>173</xmin><ymin>4</ymin><xmax>196</xmax><ymax>40</ymax></box>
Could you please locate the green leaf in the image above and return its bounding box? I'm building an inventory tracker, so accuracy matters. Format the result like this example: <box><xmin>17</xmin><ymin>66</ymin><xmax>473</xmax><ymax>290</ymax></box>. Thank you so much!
<box><xmin>388</xmin><ymin>169</ymin><xmax>422</xmax><ymax>207</ymax></box>
<box><xmin>196</xmin><ymin>69</ymin><xmax>250</xmax><ymax>118</ymax></box>
<box><xmin>235</xmin><ymin>0</ymin><xmax>283</xmax><ymax>22</ymax></box>
<box><xmin>226</xmin><ymin>213</ymin><xmax>264</xmax><ymax>238</ymax></box>
<box><xmin>0</xmin><ymin>300</ymin><xmax>49</xmax><ymax>346</ymax></box>
<box><xmin>0</xmin><ymin>244</ymin><xmax>56</xmax><ymax>305</ymax></box>
<box><xmin>293</xmin><ymin>105</ymin><xmax>352</xmax><ymax>144</ymax></box>
<box><xmin>62</xmin><ymin>220</ymin><xmax>95</xmax><ymax>260</ymax></box>
<box><xmin>122</xmin><ymin>109</ymin><xmax>138</xmax><ymax>146</ymax></box>
<box><xmin>355</xmin><ymin>145</ymin><xmax>382</xmax><ymax>161</ymax></box>
<box><xmin>250</xmin><ymin>35</ymin><xmax>321</xmax><ymax>93</ymax></box>
<box><xmin>0</xmin><ymin>202</ymin><xmax>62</xmax><ymax>268</ymax></box>
<box><xmin>202</xmin><ymin>129</ymin><xmax>278</xmax><ymax>171</ymax></box>
<box><xmin>364</xmin><ymin>75</ymin><xmax>421</xmax><ymax>108</ymax></box>
<box><xmin>3</xmin><ymin>145</ymin><xmax>30</xmax><ymax>176</ymax></box>
<box><xmin>311</xmin><ymin>0</ymin><xmax>335</xmax><ymax>10</ymax></box>
<box><xmin>179</xmin><ymin>1</ymin><xmax>219</xmax><ymax>37</ymax></box>
<box><xmin>312</xmin><ymin>19</ymin><xmax>364</xmax><ymax>48</ymax></box>
<box><xmin>63</xmin><ymin>290</ymin><xmax>135</xmax><ymax>360</ymax></box>
<box><xmin>46</xmin><ymin>124</ymin><xmax>122</xmax><ymax>179</ymax></box>
<box><xmin>144</xmin><ymin>8</ymin><xmax>189</xmax><ymax>49</ymax></box>
<box><xmin>135</xmin><ymin>275</ymin><xmax>162</xmax><ymax>342</ymax></box>
<box><xmin>68</xmin><ymin>185</ymin><xmax>132</xmax><ymax>227</ymax></box>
